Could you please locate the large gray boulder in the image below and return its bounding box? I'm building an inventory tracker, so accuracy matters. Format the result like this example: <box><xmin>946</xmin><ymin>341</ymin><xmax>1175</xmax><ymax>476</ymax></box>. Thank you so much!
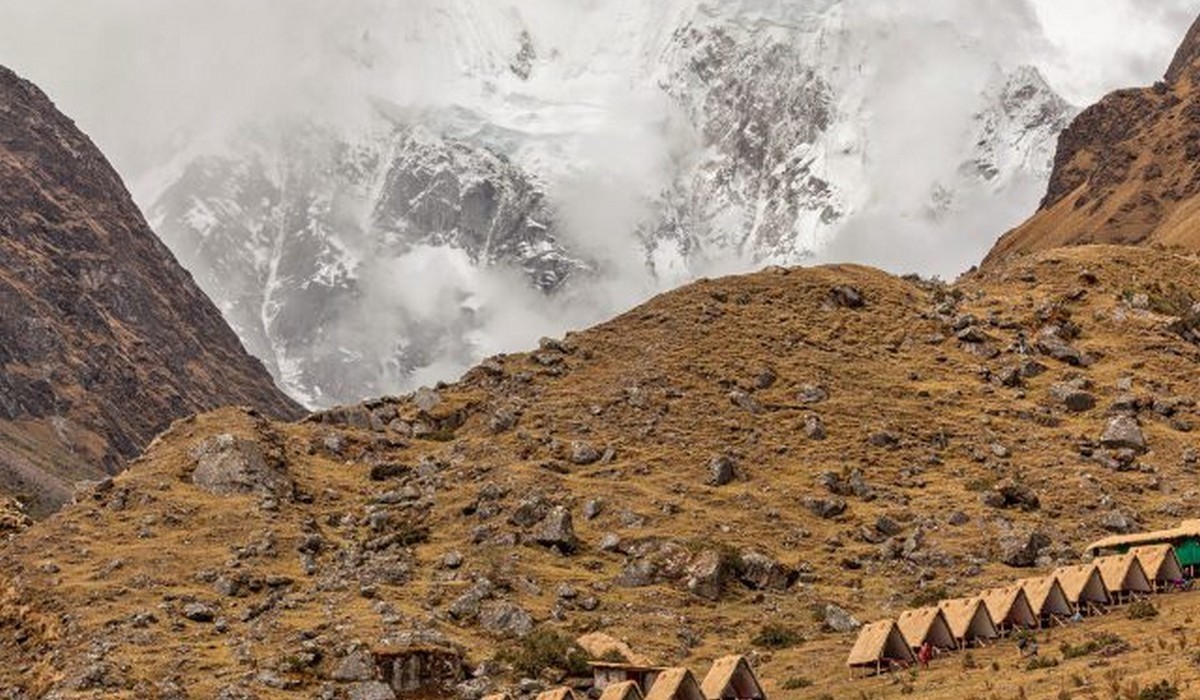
<box><xmin>533</xmin><ymin>506</ymin><xmax>579</xmax><ymax>553</ymax></box>
<box><xmin>189</xmin><ymin>434</ymin><xmax>290</xmax><ymax>498</ymax></box>
<box><xmin>478</xmin><ymin>601</ymin><xmax>534</xmax><ymax>638</ymax></box>
<box><xmin>1101</xmin><ymin>415</ymin><xmax>1148</xmax><ymax>454</ymax></box>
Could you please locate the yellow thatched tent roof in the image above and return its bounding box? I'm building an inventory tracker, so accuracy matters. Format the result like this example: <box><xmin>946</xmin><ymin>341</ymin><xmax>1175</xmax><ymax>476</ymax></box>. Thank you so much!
<box><xmin>979</xmin><ymin>586</ymin><xmax>1037</xmax><ymax>628</ymax></box>
<box><xmin>1086</xmin><ymin>520</ymin><xmax>1200</xmax><ymax>553</ymax></box>
<box><xmin>1017</xmin><ymin>576</ymin><xmax>1073</xmax><ymax>618</ymax></box>
<box><xmin>700</xmin><ymin>655</ymin><xmax>765</xmax><ymax>700</ymax></box>
<box><xmin>578</xmin><ymin>632</ymin><xmax>652</xmax><ymax>666</ymax></box>
<box><xmin>645</xmin><ymin>668</ymin><xmax>706</xmax><ymax>700</ymax></box>
<box><xmin>600</xmin><ymin>681</ymin><xmax>645</xmax><ymax>700</ymax></box>
<box><xmin>536</xmin><ymin>688</ymin><xmax>576</xmax><ymax>700</ymax></box>
<box><xmin>897</xmin><ymin>607</ymin><xmax>955</xmax><ymax>650</ymax></box>
<box><xmin>846</xmin><ymin>620</ymin><xmax>916</xmax><ymax>668</ymax></box>
<box><xmin>938</xmin><ymin>598</ymin><xmax>998</xmax><ymax>642</ymax></box>
<box><xmin>1054</xmin><ymin>564</ymin><xmax>1110</xmax><ymax>605</ymax></box>
<box><xmin>1131</xmin><ymin>544</ymin><xmax>1185</xmax><ymax>582</ymax></box>
<box><xmin>1095</xmin><ymin>554</ymin><xmax>1152</xmax><ymax>594</ymax></box>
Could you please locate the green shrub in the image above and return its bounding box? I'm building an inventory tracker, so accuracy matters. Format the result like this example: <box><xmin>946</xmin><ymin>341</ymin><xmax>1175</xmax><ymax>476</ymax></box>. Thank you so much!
<box><xmin>1127</xmin><ymin>599</ymin><xmax>1159</xmax><ymax>620</ymax></box>
<box><xmin>1138</xmin><ymin>680</ymin><xmax>1180</xmax><ymax>700</ymax></box>
<box><xmin>1060</xmin><ymin>632</ymin><xmax>1126</xmax><ymax>659</ymax></box>
<box><xmin>961</xmin><ymin>651</ymin><xmax>977</xmax><ymax>669</ymax></box>
<box><xmin>781</xmin><ymin>677</ymin><xmax>813</xmax><ymax>690</ymax></box>
<box><xmin>495</xmin><ymin>629</ymin><xmax>590</xmax><ymax>677</ymax></box>
<box><xmin>909</xmin><ymin>585</ymin><xmax>950</xmax><ymax>608</ymax></box>
<box><xmin>1025</xmin><ymin>656</ymin><xmax>1059</xmax><ymax>671</ymax></box>
<box><xmin>751</xmin><ymin>623</ymin><xmax>803</xmax><ymax>650</ymax></box>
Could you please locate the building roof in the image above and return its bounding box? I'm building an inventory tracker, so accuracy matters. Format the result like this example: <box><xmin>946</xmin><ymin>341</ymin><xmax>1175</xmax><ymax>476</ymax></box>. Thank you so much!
<box><xmin>644</xmin><ymin>667</ymin><xmax>706</xmax><ymax>700</ymax></box>
<box><xmin>1130</xmin><ymin>544</ymin><xmax>1185</xmax><ymax>580</ymax></box>
<box><xmin>1054</xmin><ymin>564</ymin><xmax>1109</xmax><ymax>603</ymax></box>
<box><xmin>937</xmin><ymin>598</ymin><xmax>998</xmax><ymax>640</ymax></box>
<box><xmin>699</xmin><ymin>655</ymin><xmax>765</xmax><ymax>700</ymax></box>
<box><xmin>600</xmin><ymin>681</ymin><xmax>645</xmax><ymax>700</ymax></box>
<box><xmin>482</xmin><ymin>694</ymin><xmax>513</xmax><ymax>700</ymax></box>
<box><xmin>1017</xmin><ymin>576</ymin><xmax>1072</xmax><ymax>615</ymax></box>
<box><xmin>536</xmin><ymin>688</ymin><xmax>576</xmax><ymax>700</ymax></box>
<box><xmin>979</xmin><ymin>586</ymin><xmax>1035</xmax><ymax>625</ymax></box>
<box><xmin>846</xmin><ymin>620</ymin><xmax>916</xmax><ymax>667</ymax></box>
<box><xmin>1086</xmin><ymin>520</ymin><xmax>1200</xmax><ymax>553</ymax></box>
<box><xmin>896</xmin><ymin>607</ymin><xmax>954</xmax><ymax>649</ymax></box>
<box><xmin>1095</xmin><ymin>553</ymin><xmax>1152</xmax><ymax>593</ymax></box>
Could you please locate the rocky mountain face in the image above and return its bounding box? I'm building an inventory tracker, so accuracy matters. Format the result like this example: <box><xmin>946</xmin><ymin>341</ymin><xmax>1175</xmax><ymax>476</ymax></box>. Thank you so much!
<box><xmin>985</xmin><ymin>14</ymin><xmax>1200</xmax><ymax>267</ymax></box>
<box><xmin>6</xmin><ymin>243</ymin><xmax>1200</xmax><ymax>698</ymax></box>
<box><xmin>0</xmin><ymin>65</ymin><xmax>304</xmax><ymax>518</ymax></box>
<box><xmin>146</xmin><ymin>1</ymin><xmax>1076</xmax><ymax>408</ymax></box>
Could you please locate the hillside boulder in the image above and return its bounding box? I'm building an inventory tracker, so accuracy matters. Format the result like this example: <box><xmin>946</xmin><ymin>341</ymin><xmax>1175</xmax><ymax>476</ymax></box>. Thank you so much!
<box><xmin>189</xmin><ymin>434</ymin><xmax>291</xmax><ymax>499</ymax></box>
<box><xmin>1100</xmin><ymin>415</ymin><xmax>1148</xmax><ymax>453</ymax></box>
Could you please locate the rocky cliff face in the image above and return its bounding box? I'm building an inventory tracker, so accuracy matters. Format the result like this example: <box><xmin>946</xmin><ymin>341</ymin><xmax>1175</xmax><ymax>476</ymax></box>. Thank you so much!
<box><xmin>985</xmin><ymin>15</ymin><xmax>1200</xmax><ymax>267</ymax></box>
<box><xmin>145</xmin><ymin>1</ymin><xmax>1076</xmax><ymax>408</ymax></box>
<box><xmin>0</xmin><ymin>65</ymin><xmax>304</xmax><ymax>517</ymax></box>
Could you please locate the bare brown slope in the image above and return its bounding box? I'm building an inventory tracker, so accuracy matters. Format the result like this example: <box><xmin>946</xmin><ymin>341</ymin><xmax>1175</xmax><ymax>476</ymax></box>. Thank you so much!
<box><xmin>0</xmin><ymin>65</ymin><xmax>304</xmax><ymax>517</ymax></box>
<box><xmin>5</xmin><ymin>246</ymin><xmax>1200</xmax><ymax>698</ymax></box>
<box><xmin>983</xmin><ymin>15</ymin><xmax>1200</xmax><ymax>267</ymax></box>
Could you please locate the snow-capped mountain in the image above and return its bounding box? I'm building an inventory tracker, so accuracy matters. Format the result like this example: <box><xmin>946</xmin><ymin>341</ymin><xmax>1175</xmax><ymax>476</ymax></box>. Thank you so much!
<box><xmin>145</xmin><ymin>0</ymin><xmax>1077</xmax><ymax>407</ymax></box>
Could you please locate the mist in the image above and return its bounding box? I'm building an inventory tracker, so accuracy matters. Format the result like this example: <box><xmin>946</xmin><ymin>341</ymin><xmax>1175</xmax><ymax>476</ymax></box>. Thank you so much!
<box><xmin>1</xmin><ymin>1</ymin><xmax>1197</xmax><ymax>404</ymax></box>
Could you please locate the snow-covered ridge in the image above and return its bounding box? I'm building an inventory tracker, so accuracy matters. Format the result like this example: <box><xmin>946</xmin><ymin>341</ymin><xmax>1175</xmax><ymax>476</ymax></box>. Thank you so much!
<box><xmin>145</xmin><ymin>0</ymin><xmax>1077</xmax><ymax>407</ymax></box>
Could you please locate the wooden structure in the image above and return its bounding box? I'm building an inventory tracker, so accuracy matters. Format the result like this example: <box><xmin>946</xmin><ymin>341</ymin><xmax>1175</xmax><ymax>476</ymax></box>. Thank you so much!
<box><xmin>1054</xmin><ymin>564</ymin><xmax>1110</xmax><ymax>615</ymax></box>
<box><xmin>1086</xmin><ymin>520</ymin><xmax>1200</xmax><ymax>575</ymax></box>
<box><xmin>644</xmin><ymin>667</ymin><xmax>706</xmax><ymax>700</ymax></box>
<box><xmin>372</xmin><ymin>643</ymin><xmax>465</xmax><ymax>696</ymax></box>
<box><xmin>699</xmin><ymin>655</ymin><xmax>766</xmax><ymax>700</ymax></box>
<box><xmin>896</xmin><ymin>607</ymin><xmax>956</xmax><ymax>651</ymax></box>
<box><xmin>1095</xmin><ymin>553</ymin><xmax>1153</xmax><ymax>604</ymax></box>
<box><xmin>600</xmin><ymin>681</ymin><xmax>646</xmax><ymax>700</ymax></box>
<box><xmin>978</xmin><ymin>586</ymin><xmax>1037</xmax><ymax>633</ymax></box>
<box><xmin>591</xmin><ymin>663</ymin><xmax>669</xmax><ymax>695</ymax></box>
<box><xmin>846</xmin><ymin>620</ymin><xmax>916</xmax><ymax>677</ymax></box>
<box><xmin>1131</xmin><ymin>544</ymin><xmax>1186</xmax><ymax>592</ymax></box>
<box><xmin>1017</xmin><ymin>576</ymin><xmax>1073</xmax><ymax>627</ymax></box>
<box><xmin>937</xmin><ymin>598</ymin><xmax>998</xmax><ymax>648</ymax></box>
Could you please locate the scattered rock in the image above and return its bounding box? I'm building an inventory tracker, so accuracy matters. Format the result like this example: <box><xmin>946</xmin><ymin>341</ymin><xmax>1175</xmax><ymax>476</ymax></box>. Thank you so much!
<box><xmin>728</xmin><ymin>389</ymin><xmax>764</xmax><ymax>414</ymax></box>
<box><xmin>803</xmin><ymin>415</ymin><xmax>826</xmax><ymax>440</ymax></box>
<box><xmin>998</xmin><ymin>529</ymin><xmax>1051</xmax><ymax>567</ymax></box>
<box><xmin>707</xmin><ymin>455</ymin><xmax>736</xmax><ymax>486</ymax></box>
<box><xmin>829</xmin><ymin>286</ymin><xmax>865</xmax><ymax>309</ymax></box>
<box><xmin>583</xmin><ymin>499</ymin><xmax>603</xmax><ymax>520</ymax></box>
<box><xmin>569</xmin><ymin>442</ymin><xmax>602</xmax><ymax>466</ymax></box>
<box><xmin>1100</xmin><ymin>415</ymin><xmax>1148</xmax><ymax>454</ymax></box>
<box><xmin>332</xmin><ymin>650</ymin><xmax>377</xmax><ymax>682</ymax></box>
<box><xmin>479</xmin><ymin>601</ymin><xmax>534</xmax><ymax>638</ymax></box>
<box><xmin>189</xmin><ymin>434</ymin><xmax>290</xmax><ymax>499</ymax></box>
<box><xmin>533</xmin><ymin>506</ymin><xmax>579</xmax><ymax>554</ymax></box>
<box><xmin>182</xmin><ymin>602</ymin><xmax>216</xmax><ymax>623</ymax></box>
<box><xmin>984</xmin><ymin>479</ymin><xmax>1040</xmax><ymax>512</ymax></box>
<box><xmin>1036</xmin><ymin>326</ymin><xmax>1087</xmax><ymax>366</ymax></box>
<box><xmin>822</xmin><ymin>604</ymin><xmax>861</xmax><ymax>633</ymax></box>
<box><xmin>1099</xmin><ymin>511</ymin><xmax>1134</xmax><ymax>534</ymax></box>
<box><xmin>509</xmin><ymin>497</ymin><xmax>551</xmax><ymax>528</ymax></box>
<box><xmin>797</xmin><ymin>384</ymin><xmax>828</xmax><ymax>403</ymax></box>
<box><xmin>803</xmin><ymin>497</ymin><xmax>847</xmax><ymax>519</ymax></box>
<box><xmin>347</xmin><ymin>681</ymin><xmax>398</xmax><ymax>700</ymax></box>
<box><xmin>738</xmin><ymin>550</ymin><xmax>796</xmax><ymax>591</ymax></box>
<box><xmin>685</xmin><ymin>549</ymin><xmax>732</xmax><ymax>601</ymax></box>
<box><xmin>1050</xmin><ymin>381</ymin><xmax>1096</xmax><ymax>412</ymax></box>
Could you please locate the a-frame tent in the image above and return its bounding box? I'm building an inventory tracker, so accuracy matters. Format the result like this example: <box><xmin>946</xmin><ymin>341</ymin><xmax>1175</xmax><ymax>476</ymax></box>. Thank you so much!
<box><xmin>645</xmin><ymin>668</ymin><xmax>706</xmax><ymax>700</ymax></box>
<box><xmin>896</xmin><ymin>607</ymin><xmax>956</xmax><ymax>651</ymax></box>
<box><xmin>937</xmin><ymin>598</ymin><xmax>999</xmax><ymax>648</ymax></box>
<box><xmin>979</xmin><ymin>586</ymin><xmax>1037</xmax><ymax>633</ymax></box>
<box><xmin>846</xmin><ymin>620</ymin><xmax>916</xmax><ymax>677</ymax></box>
<box><xmin>1054</xmin><ymin>563</ymin><xmax>1110</xmax><ymax>615</ymax></box>
<box><xmin>1095</xmin><ymin>554</ymin><xmax>1153</xmax><ymax>604</ymax></box>
<box><xmin>1130</xmin><ymin>544</ymin><xmax>1186</xmax><ymax>592</ymax></box>
<box><xmin>1017</xmin><ymin>576</ymin><xmax>1073</xmax><ymax>627</ymax></box>
<box><xmin>601</xmin><ymin>682</ymin><xmax>646</xmax><ymax>700</ymax></box>
<box><xmin>700</xmin><ymin>656</ymin><xmax>766</xmax><ymax>700</ymax></box>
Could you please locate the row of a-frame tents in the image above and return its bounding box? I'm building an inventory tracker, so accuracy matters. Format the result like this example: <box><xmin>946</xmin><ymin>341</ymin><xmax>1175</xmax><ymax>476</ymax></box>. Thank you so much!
<box><xmin>847</xmin><ymin>544</ymin><xmax>1186</xmax><ymax>676</ymax></box>
<box><xmin>505</xmin><ymin>655</ymin><xmax>770</xmax><ymax>700</ymax></box>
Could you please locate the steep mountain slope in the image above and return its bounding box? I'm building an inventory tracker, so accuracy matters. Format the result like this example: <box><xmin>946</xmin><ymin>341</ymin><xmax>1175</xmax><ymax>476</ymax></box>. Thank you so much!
<box><xmin>145</xmin><ymin>1</ymin><xmax>1076</xmax><ymax>407</ymax></box>
<box><xmin>985</xmin><ymin>15</ymin><xmax>1200</xmax><ymax>266</ymax></box>
<box><xmin>0</xmin><ymin>65</ymin><xmax>305</xmax><ymax>518</ymax></box>
<box><xmin>5</xmin><ymin>243</ymin><xmax>1200</xmax><ymax>698</ymax></box>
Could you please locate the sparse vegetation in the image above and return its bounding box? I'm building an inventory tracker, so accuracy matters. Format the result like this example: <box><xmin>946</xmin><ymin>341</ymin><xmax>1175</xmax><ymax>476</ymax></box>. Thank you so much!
<box><xmin>1127</xmin><ymin>599</ymin><xmax>1159</xmax><ymax>620</ymax></box>
<box><xmin>962</xmin><ymin>651</ymin><xmax>977</xmax><ymax>669</ymax></box>
<box><xmin>495</xmin><ymin>629</ymin><xmax>590</xmax><ymax>678</ymax></box>
<box><xmin>781</xmin><ymin>677</ymin><xmax>813</xmax><ymax>690</ymax></box>
<box><xmin>751</xmin><ymin>623</ymin><xmax>803</xmax><ymax>650</ymax></box>
<box><xmin>1136</xmin><ymin>680</ymin><xmax>1180</xmax><ymax>700</ymax></box>
<box><xmin>1025</xmin><ymin>656</ymin><xmax>1059</xmax><ymax>671</ymax></box>
<box><xmin>1061</xmin><ymin>632</ymin><xmax>1127</xmax><ymax>660</ymax></box>
<box><xmin>910</xmin><ymin>585</ymin><xmax>950</xmax><ymax>608</ymax></box>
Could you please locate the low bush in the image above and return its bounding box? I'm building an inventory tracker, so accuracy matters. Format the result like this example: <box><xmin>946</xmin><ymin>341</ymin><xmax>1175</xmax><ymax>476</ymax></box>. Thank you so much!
<box><xmin>780</xmin><ymin>677</ymin><xmax>813</xmax><ymax>690</ymax></box>
<box><xmin>495</xmin><ymin>629</ymin><xmax>590</xmax><ymax>678</ymax></box>
<box><xmin>751</xmin><ymin>623</ymin><xmax>803</xmax><ymax>650</ymax></box>
<box><xmin>1127</xmin><ymin>599</ymin><xmax>1159</xmax><ymax>620</ymax></box>
<box><xmin>1025</xmin><ymin>656</ymin><xmax>1059</xmax><ymax>671</ymax></box>
<box><xmin>1137</xmin><ymin>680</ymin><xmax>1180</xmax><ymax>700</ymax></box>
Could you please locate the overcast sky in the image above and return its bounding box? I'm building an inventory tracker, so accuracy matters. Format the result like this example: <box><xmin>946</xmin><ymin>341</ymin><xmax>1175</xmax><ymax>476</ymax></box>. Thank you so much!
<box><xmin>0</xmin><ymin>0</ymin><xmax>1196</xmax><ymax>182</ymax></box>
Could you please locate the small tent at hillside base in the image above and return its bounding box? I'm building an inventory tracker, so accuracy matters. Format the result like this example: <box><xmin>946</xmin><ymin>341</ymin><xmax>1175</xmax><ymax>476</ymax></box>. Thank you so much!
<box><xmin>600</xmin><ymin>682</ymin><xmax>646</xmax><ymax>700</ymax></box>
<box><xmin>1131</xmin><ymin>544</ymin><xmax>1186</xmax><ymax>591</ymax></box>
<box><xmin>1055</xmin><ymin>564</ymin><xmax>1110</xmax><ymax>615</ymax></box>
<box><xmin>1095</xmin><ymin>554</ymin><xmax>1153</xmax><ymax>604</ymax></box>
<box><xmin>1087</xmin><ymin>520</ymin><xmax>1200</xmax><ymax>573</ymax></box>
<box><xmin>644</xmin><ymin>668</ymin><xmax>707</xmax><ymax>700</ymax></box>
<box><xmin>979</xmin><ymin>586</ymin><xmax>1037</xmax><ymax>633</ymax></box>
<box><xmin>592</xmin><ymin>663</ymin><xmax>668</xmax><ymax>695</ymax></box>
<box><xmin>897</xmin><ymin>607</ymin><xmax>956</xmax><ymax>651</ymax></box>
<box><xmin>700</xmin><ymin>655</ymin><xmax>767</xmax><ymax>700</ymax></box>
<box><xmin>847</xmin><ymin>620</ymin><xmax>916</xmax><ymax>676</ymax></box>
<box><xmin>938</xmin><ymin>598</ymin><xmax>999</xmax><ymax>648</ymax></box>
<box><xmin>1017</xmin><ymin>576</ymin><xmax>1074</xmax><ymax>627</ymax></box>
